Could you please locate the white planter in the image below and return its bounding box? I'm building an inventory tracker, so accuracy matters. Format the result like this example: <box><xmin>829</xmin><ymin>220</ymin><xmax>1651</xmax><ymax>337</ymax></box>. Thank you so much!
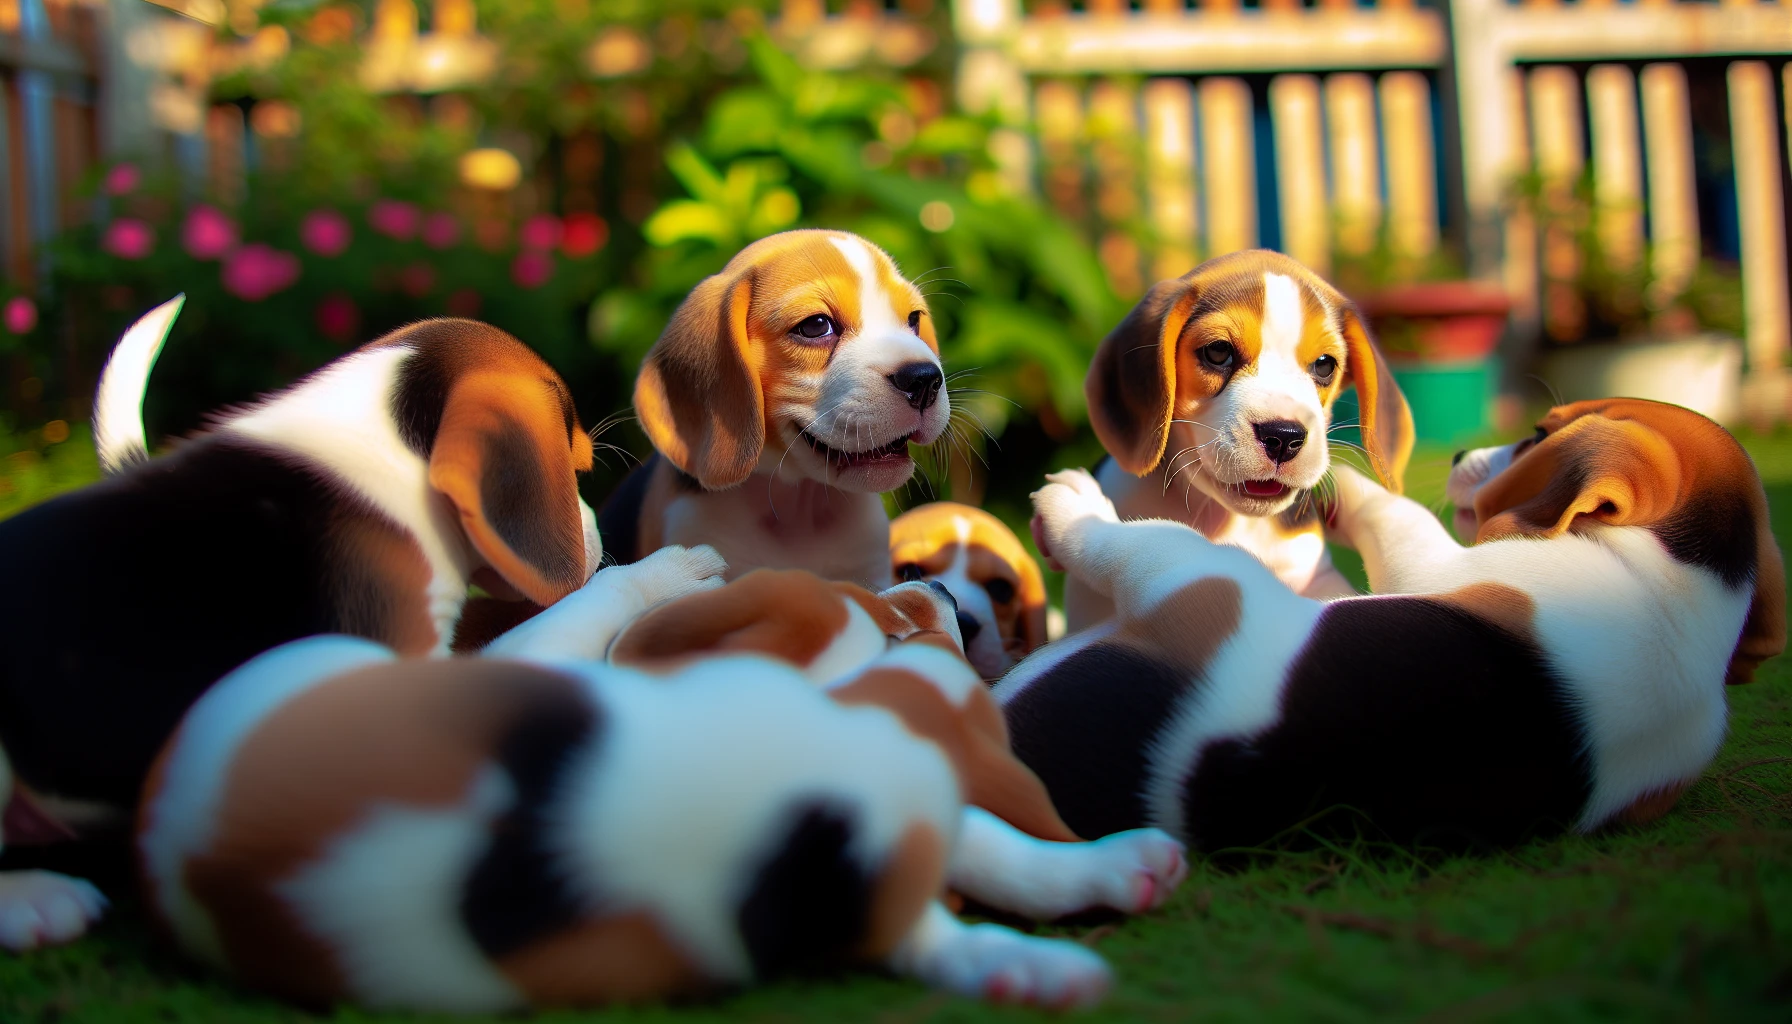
<box><xmin>1537</xmin><ymin>334</ymin><xmax>1744</xmax><ymax>425</ymax></box>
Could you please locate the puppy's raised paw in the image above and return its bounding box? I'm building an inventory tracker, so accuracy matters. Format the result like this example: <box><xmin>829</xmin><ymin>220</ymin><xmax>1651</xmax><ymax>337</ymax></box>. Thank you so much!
<box><xmin>0</xmin><ymin>870</ymin><xmax>107</xmax><ymax>953</ymax></box>
<box><xmin>618</xmin><ymin>544</ymin><xmax>729</xmax><ymax>609</ymax></box>
<box><xmin>1031</xmin><ymin>470</ymin><xmax>1118</xmax><ymax>568</ymax></box>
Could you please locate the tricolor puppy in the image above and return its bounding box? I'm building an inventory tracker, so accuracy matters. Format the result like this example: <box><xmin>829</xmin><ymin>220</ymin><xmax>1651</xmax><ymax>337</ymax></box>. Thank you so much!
<box><xmin>0</xmin><ymin>298</ymin><xmax>608</xmax><ymax>952</ymax></box>
<box><xmin>1066</xmin><ymin>249</ymin><xmax>1414</xmax><ymax>631</ymax></box>
<box><xmin>1000</xmin><ymin>401</ymin><xmax>1781</xmax><ymax>850</ymax></box>
<box><xmin>889</xmin><ymin>502</ymin><xmax>1049</xmax><ymax>680</ymax></box>
<box><xmin>601</xmin><ymin>229</ymin><xmax>950</xmax><ymax>589</ymax></box>
<box><xmin>137</xmin><ymin>583</ymin><xmax>1174</xmax><ymax>1011</ymax></box>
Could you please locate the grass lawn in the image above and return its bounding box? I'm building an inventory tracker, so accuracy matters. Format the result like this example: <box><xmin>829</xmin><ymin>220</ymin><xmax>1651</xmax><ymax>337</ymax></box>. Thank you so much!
<box><xmin>2</xmin><ymin>428</ymin><xmax>1789</xmax><ymax>1023</ymax></box>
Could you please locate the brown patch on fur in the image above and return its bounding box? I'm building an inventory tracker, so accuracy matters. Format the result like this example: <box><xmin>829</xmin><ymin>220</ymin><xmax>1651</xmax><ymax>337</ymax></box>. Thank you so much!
<box><xmin>1337</xmin><ymin>305</ymin><xmax>1414</xmax><ymax>490</ymax></box>
<box><xmin>890</xmin><ymin>502</ymin><xmax>1050</xmax><ymax>658</ymax></box>
<box><xmin>611</xmin><ymin>569</ymin><xmax>851</xmax><ymax>671</ymax></box>
<box><xmin>1434</xmin><ymin>583</ymin><xmax>1537</xmax><ymax>641</ymax></box>
<box><xmin>329</xmin><ymin>509</ymin><xmax>439</xmax><ymax>655</ymax></box>
<box><xmin>1614</xmin><ymin>779</ymin><xmax>1693</xmax><ymax>826</ymax></box>
<box><xmin>496</xmin><ymin>911</ymin><xmax>710</xmax><ymax>1005</ymax></box>
<box><xmin>1120</xmin><ymin>577</ymin><xmax>1244</xmax><ymax>667</ymax></box>
<box><xmin>450</xmin><ymin>596</ymin><xmax>545</xmax><ymax>654</ymax></box>
<box><xmin>179</xmin><ymin>660</ymin><xmax>584</xmax><ymax>1004</ymax></box>
<box><xmin>829</xmin><ymin>667</ymin><xmax>1078</xmax><ymax>843</ymax></box>
<box><xmin>857</xmin><ymin>822</ymin><xmax>946</xmax><ymax>961</ymax></box>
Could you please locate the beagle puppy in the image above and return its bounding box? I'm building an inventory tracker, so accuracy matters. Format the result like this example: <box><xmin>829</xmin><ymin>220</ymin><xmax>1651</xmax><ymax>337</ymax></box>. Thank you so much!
<box><xmin>1067</xmin><ymin>249</ymin><xmax>1415</xmax><ymax>630</ymax></box>
<box><xmin>889</xmin><ymin>502</ymin><xmax>1049</xmax><ymax>680</ymax></box>
<box><xmin>138</xmin><ymin>571</ymin><xmax>1182</xmax><ymax>1011</ymax></box>
<box><xmin>600</xmin><ymin>229</ymin><xmax>950</xmax><ymax>590</ymax></box>
<box><xmin>0</xmin><ymin>298</ymin><xmax>607</xmax><ymax>952</ymax></box>
<box><xmin>1000</xmin><ymin>398</ymin><xmax>1781</xmax><ymax>850</ymax></box>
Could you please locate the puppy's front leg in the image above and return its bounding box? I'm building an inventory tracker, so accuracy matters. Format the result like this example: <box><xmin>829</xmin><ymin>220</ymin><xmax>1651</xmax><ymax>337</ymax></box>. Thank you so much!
<box><xmin>483</xmin><ymin>544</ymin><xmax>727</xmax><ymax>662</ymax></box>
<box><xmin>886</xmin><ymin>900</ymin><xmax>1112</xmax><ymax>1008</ymax></box>
<box><xmin>947</xmin><ymin>807</ymin><xmax>1186</xmax><ymax>921</ymax></box>
<box><xmin>1326</xmin><ymin>467</ymin><xmax>1464</xmax><ymax>594</ymax></box>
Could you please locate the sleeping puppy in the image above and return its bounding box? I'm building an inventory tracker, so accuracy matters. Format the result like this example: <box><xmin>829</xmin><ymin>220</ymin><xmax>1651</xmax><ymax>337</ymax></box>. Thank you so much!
<box><xmin>889</xmin><ymin>502</ymin><xmax>1049</xmax><ymax>680</ymax></box>
<box><xmin>1000</xmin><ymin>399</ymin><xmax>1782</xmax><ymax>850</ymax></box>
<box><xmin>600</xmin><ymin>229</ymin><xmax>950</xmax><ymax>590</ymax></box>
<box><xmin>137</xmin><ymin>576</ymin><xmax>1178</xmax><ymax>1010</ymax></box>
<box><xmin>0</xmin><ymin>298</ymin><xmax>613</xmax><ymax>951</ymax></box>
<box><xmin>1066</xmin><ymin>249</ymin><xmax>1415</xmax><ymax>631</ymax></box>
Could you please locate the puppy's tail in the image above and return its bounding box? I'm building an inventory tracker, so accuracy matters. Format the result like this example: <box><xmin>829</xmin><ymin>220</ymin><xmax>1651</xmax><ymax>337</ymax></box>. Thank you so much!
<box><xmin>93</xmin><ymin>294</ymin><xmax>183</xmax><ymax>475</ymax></box>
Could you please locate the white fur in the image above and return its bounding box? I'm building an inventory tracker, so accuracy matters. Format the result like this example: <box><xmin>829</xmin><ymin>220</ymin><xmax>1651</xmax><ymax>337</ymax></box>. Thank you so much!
<box><xmin>799</xmin><ymin>599</ymin><xmax>892</xmax><ymax>685</ymax></box>
<box><xmin>946</xmin><ymin>808</ymin><xmax>1186</xmax><ymax>920</ymax></box>
<box><xmin>887</xmin><ymin>901</ymin><xmax>1112</xmax><ymax>1008</ymax></box>
<box><xmin>487</xmin><ymin>545</ymin><xmax>728</xmax><ymax>663</ymax></box>
<box><xmin>836</xmin><ymin>640</ymin><xmax>980</xmax><ymax>706</ymax></box>
<box><xmin>0</xmin><ymin>871</ymin><xmax>108</xmax><ymax>952</ymax></box>
<box><xmin>282</xmin><ymin>767</ymin><xmax>524</xmax><ymax>1011</ymax></box>
<box><xmin>547</xmin><ymin>656</ymin><xmax>962</xmax><ymax>981</ymax></box>
<box><xmin>923</xmin><ymin>515</ymin><xmax>1014</xmax><ymax>679</ymax></box>
<box><xmin>93</xmin><ymin>294</ymin><xmax>183</xmax><ymax>474</ymax></box>
<box><xmin>223</xmin><ymin>346</ymin><xmax>473</xmax><ymax>652</ymax></box>
<box><xmin>137</xmin><ymin>636</ymin><xmax>396</xmax><ymax>969</ymax></box>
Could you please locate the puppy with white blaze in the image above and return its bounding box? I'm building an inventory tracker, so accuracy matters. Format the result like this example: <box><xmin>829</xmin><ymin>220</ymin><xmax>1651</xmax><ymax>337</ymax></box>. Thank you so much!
<box><xmin>1000</xmin><ymin>399</ymin><xmax>1782</xmax><ymax>851</ymax></box>
<box><xmin>1067</xmin><ymin>249</ymin><xmax>1415</xmax><ymax>632</ymax></box>
<box><xmin>600</xmin><ymin>229</ymin><xmax>951</xmax><ymax>590</ymax></box>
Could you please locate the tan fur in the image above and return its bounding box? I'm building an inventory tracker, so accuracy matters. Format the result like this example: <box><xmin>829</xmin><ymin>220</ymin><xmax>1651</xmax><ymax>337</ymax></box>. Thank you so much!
<box><xmin>1434</xmin><ymin>582</ymin><xmax>1537</xmax><ymax>642</ymax></box>
<box><xmin>890</xmin><ymin>502</ymin><xmax>1050</xmax><ymax>659</ymax></box>
<box><xmin>1121</xmin><ymin>577</ymin><xmax>1245</xmax><ymax>667</ymax></box>
<box><xmin>609</xmin><ymin>569</ymin><xmax>851</xmax><ymax>670</ymax></box>
<box><xmin>494</xmin><ymin>912</ymin><xmax>707</xmax><ymax>1005</ymax></box>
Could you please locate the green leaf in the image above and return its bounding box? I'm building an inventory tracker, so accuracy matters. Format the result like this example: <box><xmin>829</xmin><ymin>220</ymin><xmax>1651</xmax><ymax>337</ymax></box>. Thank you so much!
<box><xmin>643</xmin><ymin>199</ymin><xmax>736</xmax><ymax>248</ymax></box>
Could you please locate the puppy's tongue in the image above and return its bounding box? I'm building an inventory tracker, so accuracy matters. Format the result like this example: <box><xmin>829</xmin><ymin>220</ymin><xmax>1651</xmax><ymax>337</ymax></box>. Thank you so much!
<box><xmin>1242</xmin><ymin>479</ymin><xmax>1286</xmax><ymax>498</ymax></box>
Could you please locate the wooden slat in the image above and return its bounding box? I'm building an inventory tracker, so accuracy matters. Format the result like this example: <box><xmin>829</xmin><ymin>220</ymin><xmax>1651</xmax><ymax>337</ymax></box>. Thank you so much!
<box><xmin>1380</xmin><ymin>70</ymin><xmax>1438</xmax><ymax>261</ymax></box>
<box><xmin>1144</xmin><ymin>77</ymin><xmax>1198</xmax><ymax>279</ymax></box>
<box><xmin>1502</xmin><ymin>65</ymin><xmax>1540</xmax><ymax>333</ymax></box>
<box><xmin>1009</xmin><ymin>9</ymin><xmax>1445</xmax><ymax>75</ymax></box>
<box><xmin>1729</xmin><ymin>60</ymin><xmax>1791</xmax><ymax>409</ymax></box>
<box><xmin>1326</xmin><ymin>72</ymin><xmax>1380</xmax><ymax>259</ymax></box>
<box><xmin>1586</xmin><ymin>64</ymin><xmax>1643</xmax><ymax>271</ymax></box>
<box><xmin>1199</xmin><ymin>75</ymin><xmax>1256</xmax><ymax>256</ymax></box>
<box><xmin>1529</xmin><ymin>65</ymin><xmax>1585</xmax><ymax>341</ymax></box>
<box><xmin>1269</xmin><ymin>73</ymin><xmax>1327</xmax><ymax>273</ymax></box>
<box><xmin>1640</xmin><ymin>62</ymin><xmax>1699</xmax><ymax>305</ymax></box>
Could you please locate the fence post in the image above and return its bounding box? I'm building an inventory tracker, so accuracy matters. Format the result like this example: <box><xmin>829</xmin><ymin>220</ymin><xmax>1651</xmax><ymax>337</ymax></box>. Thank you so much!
<box><xmin>1446</xmin><ymin>0</ymin><xmax>1518</xmax><ymax>282</ymax></box>
<box><xmin>1270</xmin><ymin>74</ymin><xmax>1328</xmax><ymax>274</ymax></box>
<box><xmin>1640</xmin><ymin>63</ymin><xmax>1699</xmax><ymax>311</ymax></box>
<box><xmin>1326</xmin><ymin>72</ymin><xmax>1381</xmax><ymax>261</ymax></box>
<box><xmin>1144</xmin><ymin>78</ymin><xmax>1199</xmax><ymax>280</ymax></box>
<box><xmin>1730</xmin><ymin>60</ymin><xmax>1791</xmax><ymax>422</ymax></box>
<box><xmin>1199</xmin><ymin>76</ymin><xmax>1256</xmax><ymax>256</ymax></box>
<box><xmin>1586</xmin><ymin>64</ymin><xmax>1643</xmax><ymax>273</ymax></box>
<box><xmin>1381</xmin><ymin>70</ymin><xmax>1439</xmax><ymax>265</ymax></box>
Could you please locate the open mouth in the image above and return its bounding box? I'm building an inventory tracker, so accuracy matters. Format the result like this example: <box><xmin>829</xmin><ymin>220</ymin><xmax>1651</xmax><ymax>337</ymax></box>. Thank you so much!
<box><xmin>1231</xmin><ymin>479</ymin><xmax>1288</xmax><ymax>499</ymax></box>
<box><xmin>799</xmin><ymin>427</ymin><xmax>913</xmax><ymax>470</ymax></box>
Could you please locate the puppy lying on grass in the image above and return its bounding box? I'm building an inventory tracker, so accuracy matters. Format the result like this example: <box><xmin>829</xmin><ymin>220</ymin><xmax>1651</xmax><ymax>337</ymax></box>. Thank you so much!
<box><xmin>1002</xmin><ymin>399</ymin><xmax>1782</xmax><ymax>850</ymax></box>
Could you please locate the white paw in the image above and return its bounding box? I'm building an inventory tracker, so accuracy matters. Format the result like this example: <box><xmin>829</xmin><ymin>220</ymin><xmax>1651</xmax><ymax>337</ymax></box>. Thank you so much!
<box><xmin>1080</xmin><ymin>828</ymin><xmax>1188</xmax><ymax>914</ymax></box>
<box><xmin>1031</xmin><ymin>470</ymin><xmax>1117</xmax><ymax>568</ymax></box>
<box><xmin>0</xmin><ymin>871</ymin><xmax>107</xmax><ymax>953</ymax></box>
<box><xmin>613</xmin><ymin>544</ymin><xmax>728</xmax><ymax>609</ymax></box>
<box><xmin>916</xmin><ymin>924</ymin><xmax>1112</xmax><ymax>1009</ymax></box>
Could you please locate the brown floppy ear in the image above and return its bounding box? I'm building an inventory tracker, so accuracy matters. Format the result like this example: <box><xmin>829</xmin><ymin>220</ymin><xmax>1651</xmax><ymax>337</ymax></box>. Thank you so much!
<box><xmin>1474</xmin><ymin>419</ymin><xmax>1677</xmax><ymax>543</ymax></box>
<box><xmin>611</xmin><ymin>570</ymin><xmax>849</xmax><ymax>668</ymax></box>
<box><xmin>430</xmin><ymin>373</ymin><xmax>593</xmax><ymax>607</ymax></box>
<box><xmin>1086</xmin><ymin>278</ymin><xmax>1200</xmax><ymax>476</ymax></box>
<box><xmin>1338</xmin><ymin>305</ymin><xmax>1415</xmax><ymax>493</ymax></box>
<box><xmin>1728</xmin><ymin>493</ymin><xmax>1786</xmax><ymax>684</ymax></box>
<box><xmin>635</xmin><ymin>274</ymin><xmax>764</xmax><ymax>489</ymax></box>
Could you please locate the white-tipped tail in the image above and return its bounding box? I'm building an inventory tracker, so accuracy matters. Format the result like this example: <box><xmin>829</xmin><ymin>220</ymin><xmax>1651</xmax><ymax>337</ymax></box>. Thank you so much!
<box><xmin>93</xmin><ymin>294</ymin><xmax>184</xmax><ymax>474</ymax></box>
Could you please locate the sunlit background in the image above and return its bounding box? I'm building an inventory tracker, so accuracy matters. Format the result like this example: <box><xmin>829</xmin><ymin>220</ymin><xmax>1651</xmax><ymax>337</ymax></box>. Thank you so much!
<box><xmin>1</xmin><ymin>0</ymin><xmax>1790</xmax><ymax>525</ymax></box>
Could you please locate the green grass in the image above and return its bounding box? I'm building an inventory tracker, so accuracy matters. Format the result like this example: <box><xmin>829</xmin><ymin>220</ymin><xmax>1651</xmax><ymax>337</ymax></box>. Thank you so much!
<box><xmin>3</xmin><ymin>430</ymin><xmax>1790</xmax><ymax>1023</ymax></box>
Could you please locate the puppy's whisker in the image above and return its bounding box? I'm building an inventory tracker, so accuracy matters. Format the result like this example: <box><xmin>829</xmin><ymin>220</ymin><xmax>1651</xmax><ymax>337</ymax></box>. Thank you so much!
<box><xmin>1526</xmin><ymin>372</ymin><xmax>1564</xmax><ymax>408</ymax></box>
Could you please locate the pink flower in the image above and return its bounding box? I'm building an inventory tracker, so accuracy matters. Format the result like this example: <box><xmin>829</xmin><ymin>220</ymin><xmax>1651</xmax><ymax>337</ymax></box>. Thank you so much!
<box><xmin>104</xmin><ymin>164</ymin><xmax>140</xmax><ymax>196</ymax></box>
<box><xmin>222</xmin><ymin>244</ymin><xmax>301</xmax><ymax>301</ymax></box>
<box><xmin>182</xmin><ymin>205</ymin><xmax>238</xmax><ymax>260</ymax></box>
<box><xmin>561</xmin><ymin>213</ymin><xmax>608</xmax><ymax>258</ymax></box>
<box><xmin>314</xmin><ymin>293</ymin><xmax>359</xmax><ymax>343</ymax></box>
<box><xmin>300</xmin><ymin>209</ymin><xmax>352</xmax><ymax>257</ymax></box>
<box><xmin>510</xmin><ymin>250</ymin><xmax>554</xmax><ymax>289</ymax></box>
<box><xmin>368</xmin><ymin>199</ymin><xmax>420</xmax><ymax>241</ymax></box>
<box><xmin>102</xmin><ymin>219</ymin><xmax>155</xmax><ymax>260</ymax></box>
<box><xmin>420</xmin><ymin>212</ymin><xmax>460</xmax><ymax>250</ymax></box>
<box><xmin>2</xmin><ymin>296</ymin><xmax>37</xmax><ymax>334</ymax></box>
<box><xmin>445</xmin><ymin>288</ymin><xmax>481</xmax><ymax>318</ymax></box>
<box><xmin>397</xmin><ymin>262</ymin><xmax>435</xmax><ymax>298</ymax></box>
<box><xmin>519</xmin><ymin>214</ymin><xmax>562</xmax><ymax>251</ymax></box>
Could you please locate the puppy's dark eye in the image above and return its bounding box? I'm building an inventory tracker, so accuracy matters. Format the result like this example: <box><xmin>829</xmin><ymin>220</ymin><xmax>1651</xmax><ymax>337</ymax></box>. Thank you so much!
<box><xmin>908</xmin><ymin>310</ymin><xmax>923</xmax><ymax>335</ymax></box>
<box><xmin>897</xmin><ymin>563</ymin><xmax>926</xmax><ymax>583</ymax></box>
<box><xmin>983</xmin><ymin>577</ymin><xmax>1015</xmax><ymax>603</ymax></box>
<box><xmin>1198</xmin><ymin>341</ymin><xmax>1236</xmax><ymax>370</ymax></box>
<box><xmin>1310</xmin><ymin>354</ymin><xmax>1338</xmax><ymax>383</ymax></box>
<box><xmin>793</xmin><ymin>314</ymin><xmax>838</xmax><ymax>341</ymax></box>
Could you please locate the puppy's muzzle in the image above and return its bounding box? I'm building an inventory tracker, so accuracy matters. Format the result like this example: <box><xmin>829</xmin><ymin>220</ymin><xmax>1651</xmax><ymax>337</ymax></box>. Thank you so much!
<box><xmin>890</xmin><ymin>362</ymin><xmax>944</xmax><ymax>412</ymax></box>
<box><xmin>1253</xmin><ymin>420</ymin><xmax>1308</xmax><ymax>466</ymax></box>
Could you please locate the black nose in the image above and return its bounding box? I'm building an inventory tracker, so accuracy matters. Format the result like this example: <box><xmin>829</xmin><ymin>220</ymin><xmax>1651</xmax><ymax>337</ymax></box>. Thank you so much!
<box><xmin>1253</xmin><ymin>420</ymin><xmax>1308</xmax><ymax>465</ymax></box>
<box><xmin>926</xmin><ymin>578</ymin><xmax>957</xmax><ymax>612</ymax></box>
<box><xmin>889</xmin><ymin>362</ymin><xmax>943</xmax><ymax>411</ymax></box>
<box><xmin>955</xmin><ymin>610</ymin><xmax>982</xmax><ymax>645</ymax></box>
<box><xmin>1452</xmin><ymin>449</ymin><xmax>1467</xmax><ymax>466</ymax></box>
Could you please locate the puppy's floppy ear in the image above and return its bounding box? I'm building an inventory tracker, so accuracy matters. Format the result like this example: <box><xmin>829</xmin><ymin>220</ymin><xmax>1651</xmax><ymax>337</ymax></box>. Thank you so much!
<box><xmin>430</xmin><ymin>373</ymin><xmax>593</xmax><ymax>607</ymax></box>
<box><xmin>635</xmin><ymin>273</ymin><xmax>764</xmax><ymax>489</ymax></box>
<box><xmin>1473</xmin><ymin>417</ymin><xmax>1678</xmax><ymax>543</ymax></box>
<box><xmin>1730</xmin><ymin>504</ymin><xmax>1785</xmax><ymax>684</ymax></box>
<box><xmin>1087</xmin><ymin>278</ymin><xmax>1201</xmax><ymax>476</ymax></box>
<box><xmin>1338</xmin><ymin>305</ymin><xmax>1415</xmax><ymax>492</ymax></box>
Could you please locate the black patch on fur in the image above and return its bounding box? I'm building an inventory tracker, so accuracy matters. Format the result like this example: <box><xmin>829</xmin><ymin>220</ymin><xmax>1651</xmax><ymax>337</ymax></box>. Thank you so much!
<box><xmin>0</xmin><ymin>437</ymin><xmax>396</xmax><ymax>805</ymax></box>
<box><xmin>480</xmin><ymin>420</ymin><xmax>580</xmax><ymax>587</ymax></box>
<box><xmin>596</xmin><ymin>453</ymin><xmax>659</xmax><ymax>566</ymax></box>
<box><xmin>1182</xmin><ymin>597</ymin><xmax>1590</xmax><ymax>852</ymax></box>
<box><xmin>460</xmin><ymin>679</ymin><xmax>600</xmax><ymax>959</ymax></box>
<box><xmin>1004</xmin><ymin>642</ymin><xmax>1203</xmax><ymax>839</ymax></box>
<box><xmin>736</xmin><ymin>803</ymin><xmax>870</xmax><ymax>978</ymax></box>
<box><xmin>1651</xmin><ymin>488</ymin><xmax>1759</xmax><ymax>588</ymax></box>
